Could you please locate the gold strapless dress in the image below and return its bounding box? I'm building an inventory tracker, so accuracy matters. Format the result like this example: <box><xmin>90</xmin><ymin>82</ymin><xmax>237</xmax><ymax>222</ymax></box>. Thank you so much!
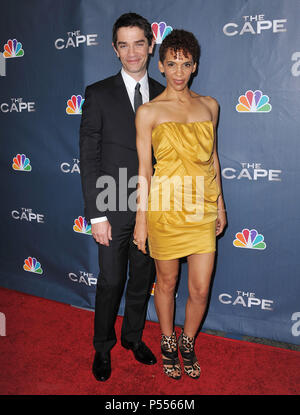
<box><xmin>147</xmin><ymin>121</ymin><xmax>220</xmax><ymax>260</ymax></box>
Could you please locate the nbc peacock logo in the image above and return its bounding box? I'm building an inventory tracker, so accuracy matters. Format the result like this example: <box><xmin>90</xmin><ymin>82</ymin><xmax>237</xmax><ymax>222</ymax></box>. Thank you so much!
<box><xmin>236</xmin><ymin>90</ymin><xmax>272</xmax><ymax>112</ymax></box>
<box><xmin>3</xmin><ymin>39</ymin><xmax>24</xmax><ymax>58</ymax></box>
<box><xmin>66</xmin><ymin>95</ymin><xmax>84</xmax><ymax>115</ymax></box>
<box><xmin>12</xmin><ymin>154</ymin><xmax>32</xmax><ymax>171</ymax></box>
<box><xmin>151</xmin><ymin>22</ymin><xmax>173</xmax><ymax>44</ymax></box>
<box><xmin>73</xmin><ymin>216</ymin><xmax>92</xmax><ymax>235</ymax></box>
<box><xmin>233</xmin><ymin>228</ymin><xmax>266</xmax><ymax>250</ymax></box>
<box><xmin>23</xmin><ymin>257</ymin><xmax>43</xmax><ymax>274</ymax></box>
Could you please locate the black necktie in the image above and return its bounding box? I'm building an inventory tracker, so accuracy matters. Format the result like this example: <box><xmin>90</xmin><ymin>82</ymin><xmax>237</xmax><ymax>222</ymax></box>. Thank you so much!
<box><xmin>134</xmin><ymin>82</ymin><xmax>143</xmax><ymax>112</ymax></box>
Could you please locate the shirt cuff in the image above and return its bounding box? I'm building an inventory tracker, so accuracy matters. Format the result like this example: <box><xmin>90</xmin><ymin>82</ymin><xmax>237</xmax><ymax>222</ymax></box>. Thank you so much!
<box><xmin>90</xmin><ymin>216</ymin><xmax>108</xmax><ymax>224</ymax></box>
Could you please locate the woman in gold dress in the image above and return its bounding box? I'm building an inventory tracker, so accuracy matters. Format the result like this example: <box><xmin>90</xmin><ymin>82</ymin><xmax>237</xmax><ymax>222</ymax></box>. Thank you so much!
<box><xmin>134</xmin><ymin>29</ymin><xmax>226</xmax><ymax>380</ymax></box>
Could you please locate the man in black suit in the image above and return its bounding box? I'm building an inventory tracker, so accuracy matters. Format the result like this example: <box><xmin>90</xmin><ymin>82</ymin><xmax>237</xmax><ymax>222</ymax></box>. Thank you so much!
<box><xmin>79</xmin><ymin>13</ymin><xmax>164</xmax><ymax>382</ymax></box>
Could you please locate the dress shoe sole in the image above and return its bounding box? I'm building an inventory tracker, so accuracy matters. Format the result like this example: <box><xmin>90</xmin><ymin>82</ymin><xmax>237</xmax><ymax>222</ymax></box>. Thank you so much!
<box><xmin>92</xmin><ymin>368</ymin><xmax>111</xmax><ymax>382</ymax></box>
<box><xmin>121</xmin><ymin>342</ymin><xmax>131</xmax><ymax>350</ymax></box>
<box><xmin>121</xmin><ymin>343</ymin><xmax>157</xmax><ymax>365</ymax></box>
<box><xmin>135</xmin><ymin>357</ymin><xmax>157</xmax><ymax>365</ymax></box>
<box><xmin>92</xmin><ymin>354</ymin><xmax>111</xmax><ymax>382</ymax></box>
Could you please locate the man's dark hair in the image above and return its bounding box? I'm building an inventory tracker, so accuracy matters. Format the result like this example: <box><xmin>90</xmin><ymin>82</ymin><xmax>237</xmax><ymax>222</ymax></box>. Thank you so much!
<box><xmin>159</xmin><ymin>29</ymin><xmax>200</xmax><ymax>64</ymax></box>
<box><xmin>112</xmin><ymin>12</ymin><xmax>153</xmax><ymax>46</ymax></box>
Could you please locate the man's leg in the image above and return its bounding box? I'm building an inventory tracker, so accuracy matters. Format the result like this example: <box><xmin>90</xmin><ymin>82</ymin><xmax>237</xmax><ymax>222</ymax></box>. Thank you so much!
<box><xmin>93</xmin><ymin>222</ymin><xmax>131</xmax><ymax>353</ymax></box>
<box><xmin>121</xmin><ymin>230</ymin><xmax>156</xmax><ymax>343</ymax></box>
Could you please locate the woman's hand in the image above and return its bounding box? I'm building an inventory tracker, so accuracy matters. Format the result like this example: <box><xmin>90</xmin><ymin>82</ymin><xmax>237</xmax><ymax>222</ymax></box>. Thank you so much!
<box><xmin>216</xmin><ymin>209</ymin><xmax>227</xmax><ymax>236</ymax></box>
<box><xmin>133</xmin><ymin>219</ymin><xmax>148</xmax><ymax>254</ymax></box>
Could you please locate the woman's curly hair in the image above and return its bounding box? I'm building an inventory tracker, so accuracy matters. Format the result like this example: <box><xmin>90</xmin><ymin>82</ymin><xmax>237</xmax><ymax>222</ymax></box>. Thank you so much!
<box><xmin>159</xmin><ymin>29</ymin><xmax>200</xmax><ymax>64</ymax></box>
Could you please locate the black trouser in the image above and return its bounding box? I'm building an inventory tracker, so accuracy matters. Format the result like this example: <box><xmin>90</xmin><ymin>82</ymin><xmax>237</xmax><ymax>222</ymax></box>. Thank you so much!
<box><xmin>93</xmin><ymin>213</ymin><xmax>155</xmax><ymax>353</ymax></box>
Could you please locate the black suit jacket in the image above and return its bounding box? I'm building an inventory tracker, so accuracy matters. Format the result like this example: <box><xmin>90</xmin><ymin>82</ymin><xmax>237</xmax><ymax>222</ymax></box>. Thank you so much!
<box><xmin>79</xmin><ymin>72</ymin><xmax>164</xmax><ymax>223</ymax></box>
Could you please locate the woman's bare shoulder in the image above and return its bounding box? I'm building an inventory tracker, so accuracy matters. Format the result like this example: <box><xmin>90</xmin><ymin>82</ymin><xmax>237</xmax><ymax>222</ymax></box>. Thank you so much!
<box><xmin>197</xmin><ymin>94</ymin><xmax>219</xmax><ymax>109</ymax></box>
<box><xmin>203</xmin><ymin>95</ymin><xmax>219</xmax><ymax>108</ymax></box>
<box><xmin>191</xmin><ymin>91</ymin><xmax>218</xmax><ymax>106</ymax></box>
<box><xmin>135</xmin><ymin>101</ymin><xmax>163</xmax><ymax>130</ymax></box>
<box><xmin>137</xmin><ymin>94</ymin><xmax>168</xmax><ymax>121</ymax></box>
<box><xmin>193</xmin><ymin>93</ymin><xmax>219</xmax><ymax>116</ymax></box>
<box><xmin>136</xmin><ymin>101</ymin><xmax>154</xmax><ymax>117</ymax></box>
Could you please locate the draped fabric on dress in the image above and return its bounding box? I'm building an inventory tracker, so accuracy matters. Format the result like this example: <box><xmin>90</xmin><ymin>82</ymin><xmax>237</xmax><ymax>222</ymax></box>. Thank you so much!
<box><xmin>147</xmin><ymin>121</ymin><xmax>220</xmax><ymax>260</ymax></box>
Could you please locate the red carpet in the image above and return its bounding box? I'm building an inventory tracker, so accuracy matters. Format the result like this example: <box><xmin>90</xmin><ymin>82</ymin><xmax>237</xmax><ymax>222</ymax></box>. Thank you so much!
<box><xmin>0</xmin><ymin>286</ymin><xmax>299</xmax><ymax>395</ymax></box>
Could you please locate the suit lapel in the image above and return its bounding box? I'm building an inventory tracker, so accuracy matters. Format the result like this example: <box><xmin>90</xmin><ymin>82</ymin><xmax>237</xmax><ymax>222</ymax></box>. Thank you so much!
<box><xmin>149</xmin><ymin>76</ymin><xmax>163</xmax><ymax>101</ymax></box>
<box><xmin>148</xmin><ymin>77</ymin><xmax>156</xmax><ymax>101</ymax></box>
<box><xmin>113</xmin><ymin>71</ymin><xmax>135</xmax><ymax>121</ymax></box>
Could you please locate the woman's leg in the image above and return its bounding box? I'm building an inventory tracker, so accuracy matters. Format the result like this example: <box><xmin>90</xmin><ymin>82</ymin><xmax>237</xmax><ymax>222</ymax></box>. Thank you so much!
<box><xmin>154</xmin><ymin>258</ymin><xmax>181</xmax><ymax>379</ymax></box>
<box><xmin>184</xmin><ymin>252</ymin><xmax>215</xmax><ymax>337</ymax></box>
<box><xmin>178</xmin><ymin>252</ymin><xmax>215</xmax><ymax>379</ymax></box>
<box><xmin>154</xmin><ymin>258</ymin><xmax>179</xmax><ymax>336</ymax></box>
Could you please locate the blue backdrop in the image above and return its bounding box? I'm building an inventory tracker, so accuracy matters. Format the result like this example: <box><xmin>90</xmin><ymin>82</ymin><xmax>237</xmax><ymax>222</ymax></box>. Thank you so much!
<box><xmin>1</xmin><ymin>0</ymin><xmax>299</xmax><ymax>345</ymax></box>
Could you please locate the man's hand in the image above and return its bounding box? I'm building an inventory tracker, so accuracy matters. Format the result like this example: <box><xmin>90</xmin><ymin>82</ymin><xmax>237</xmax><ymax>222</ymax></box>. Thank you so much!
<box><xmin>91</xmin><ymin>221</ymin><xmax>112</xmax><ymax>246</ymax></box>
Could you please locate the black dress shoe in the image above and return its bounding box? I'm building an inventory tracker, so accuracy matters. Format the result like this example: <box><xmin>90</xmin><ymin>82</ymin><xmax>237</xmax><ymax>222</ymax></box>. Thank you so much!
<box><xmin>92</xmin><ymin>352</ymin><xmax>111</xmax><ymax>382</ymax></box>
<box><xmin>121</xmin><ymin>340</ymin><xmax>157</xmax><ymax>365</ymax></box>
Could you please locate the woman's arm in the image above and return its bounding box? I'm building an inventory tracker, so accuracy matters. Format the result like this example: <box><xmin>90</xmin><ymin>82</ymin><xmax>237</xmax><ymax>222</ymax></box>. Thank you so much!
<box><xmin>134</xmin><ymin>104</ymin><xmax>155</xmax><ymax>253</ymax></box>
<box><xmin>210</xmin><ymin>98</ymin><xmax>227</xmax><ymax>236</ymax></box>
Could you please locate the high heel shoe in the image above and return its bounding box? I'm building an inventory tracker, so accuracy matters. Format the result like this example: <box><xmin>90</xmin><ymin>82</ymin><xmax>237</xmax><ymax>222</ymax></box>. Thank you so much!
<box><xmin>161</xmin><ymin>332</ymin><xmax>181</xmax><ymax>380</ymax></box>
<box><xmin>178</xmin><ymin>331</ymin><xmax>201</xmax><ymax>379</ymax></box>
